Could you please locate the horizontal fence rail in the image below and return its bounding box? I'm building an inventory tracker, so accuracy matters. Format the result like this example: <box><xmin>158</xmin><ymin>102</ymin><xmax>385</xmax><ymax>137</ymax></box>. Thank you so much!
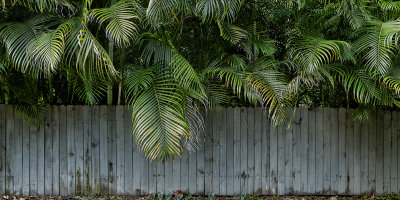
<box><xmin>0</xmin><ymin>105</ymin><xmax>398</xmax><ymax>196</ymax></box>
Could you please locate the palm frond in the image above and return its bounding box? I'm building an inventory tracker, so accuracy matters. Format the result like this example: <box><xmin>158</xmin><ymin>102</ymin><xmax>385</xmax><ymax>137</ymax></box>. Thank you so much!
<box><xmin>91</xmin><ymin>0</ymin><xmax>139</xmax><ymax>47</ymax></box>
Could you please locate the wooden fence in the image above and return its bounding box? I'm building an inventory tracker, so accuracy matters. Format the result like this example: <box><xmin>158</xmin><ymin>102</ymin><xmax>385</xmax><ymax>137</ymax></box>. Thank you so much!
<box><xmin>0</xmin><ymin>105</ymin><xmax>399</xmax><ymax>196</ymax></box>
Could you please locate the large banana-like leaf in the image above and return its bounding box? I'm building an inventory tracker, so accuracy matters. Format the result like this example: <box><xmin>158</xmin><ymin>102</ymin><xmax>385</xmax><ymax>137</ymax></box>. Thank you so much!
<box><xmin>91</xmin><ymin>0</ymin><xmax>139</xmax><ymax>47</ymax></box>
<box><xmin>131</xmin><ymin>71</ymin><xmax>189</xmax><ymax>161</ymax></box>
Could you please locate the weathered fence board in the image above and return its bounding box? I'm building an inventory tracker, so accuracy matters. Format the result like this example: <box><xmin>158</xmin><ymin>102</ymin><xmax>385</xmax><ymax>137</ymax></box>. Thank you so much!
<box><xmin>0</xmin><ymin>106</ymin><xmax>400</xmax><ymax>196</ymax></box>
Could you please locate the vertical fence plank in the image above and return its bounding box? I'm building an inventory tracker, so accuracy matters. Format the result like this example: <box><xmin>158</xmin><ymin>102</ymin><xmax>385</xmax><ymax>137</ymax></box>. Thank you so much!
<box><xmin>277</xmin><ymin>122</ymin><xmax>285</xmax><ymax>195</ymax></box>
<box><xmin>52</xmin><ymin>106</ymin><xmax>60</xmax><ymax>196</ymax></box>
<box><xmin>376</xmin><ymin>110</ymin><xmax>385</xmax><ymax>194</ymax></box>
<box><xmin>0</xmin><ymin>105</ymin><xmax>4</xmax><ymax>196</ymax></box>
<box><xmin>345</xmin><ymin>109</ymin><xmax>354</xmax><ymax>194</ymax></box>
<box><xmin>91</xmin><ymin>106</ymin><xmax>101</xmax><ymax>195</ymax></box>
<box><xmin>254</xmin><ymin>108</ymin><xmax>262</xmax><ymax>195</ymax></box>
<box><xmin>270</xmin><ymin>115</ymin><xmax>278</xmax><ymax>195</ymax></box>
<box><xmin>29</xmin><ymin>115</ymin><xmax>38</xmax><ymax>196</ymax></box>
<box><xmin>212</xmin><ymin>110</ymin><xmax>220</xmax><ymax>195</ymax></box>
<box><xmin>384</xmin><ymin>111</ymin><xmax>392</xmax><ymax>194</ymax></box>
<box><xmin>44</xmin><ymin>106</ymin><xmax>53</xmax><ymax>195</ymax></box>
<box><xmin>368</xmin><ymin>112</ymin><xmax>377</xmax><ymax>194</ymax></box>
<box><xmin>165</xmin><ymin>162</ymin><xmax>173</xmax><ymax>195</ymax></box>
<box><xmin>83</xmin><ymin>106</ymin><xmax>92</xmax><ymax>195</ymax></box>
<box><xmin>158</xmin><ymin>162</ymin><xmax>165</xmax><ymax>194</ymax></box>
<box><xmin>22</xmin><ymin>114</ymin><xmax>30</xmax><ymax>196</ymax></box>
<box><xmin>247</xmin><ymin>108</ymin><xmax>255</xmax><ymax>195</ymax></box>
<box><xmin>315</xmin><ymin>108</ymin><xmax>323</xmax><ymax>194</ymax></box>
<box><xmin>219</xmin><ymin>109</ymin><xmax>227</xmax><ymax>195</ymax></box>
<box><xmin>323</xmin><ymin>108</ymin><xmax>331</xmax><ymax>194</ymax></box>
<box><xmin>204</xmin><ymin>111</ymin><xmax>213</xmax><ymax>195</ymax></box>
<box><xmin>196</xmin><ymin>110</ymin><xmax>205</xmax><ymax>195</ymax></box>
<box><xmin>148</xmin><ymin>161</ymin><xmax>157</xmax><ymax>194</ymax></box>
<box><xmin>75</xmin><ymin>106</ymin><xmax>84</xmax><ymax>196</ymax></box>
<box><xmin>293</xmin><ymin>109</ymin><xmax>301</xmax><ymax>194</ymax></box>
<box><xmin>123</xmin><ymin>107</ymin><xmax>133</xmax><ymax>195</ymax></box>
<box><xmin>67</xmin><ymin>105</ymin><xmax>76</xmax><ymax>196</ymax></box>
<box><xmin>226</xmin><ymin>107</ymin><xmax>234</xmax><ymax>195</ymax></box>
<box><xmin>330</xmin><ymin>109</ymin><xmax>339</xmax><ymax>195</ymax></box>
<box><xmin>14</xmin><ymin>114</ymin><xmax>22</xmax><ymax>196</ymax></box>
<box><xmin>338</xmin><ymin>108</ymin><xmax>346</xmax><ymax>194</ymax></box>
<box><xmin>189</xmin><ymin>151</ymin><xmax>196</xmax><ymax>195</ymax></box>
<box><xmin>261</xmin><ymin>109</ymin><xmax>270</xmax><ymax>195</ymax></box>
<box><xmin>108</xmin><ymin>106</ymin><xmax>117</xmax><ymax>195</ymax></box>
<box><xmin>171</xmin><ymin>156</ymin><xmax>180</xmax><ymax>195</ymax></box>
<box><xmin>116</xmin><ymin>106</ymin><xmax>125</xmax><ymax>194</ymax></box>
<box><xmin>37</xmin><ymin>117</ymin><xmax>45</xmax><ymax>195</ymax></box>
<box><xmin>360</xmin><ymin>120</ymin><xmax>369</xmax><ymax>194</ymax></box>
<box><xmin>181</xmin><ymin>148</ymin><xmax>189</xmax><ymax>193</ymax></box>
<box><xmin>308</xmin><ymin>109</ymin><xmax>316</xmax><ymax>194</ymax></box>
<box><xmin>240</xmin><ymin>108</ymin><xmax>248</xmax><ymax>194</ymax></box>
<box><xmin>300</xmin><ymin>108</ymin><xmax>309</xmax><ymax>194</ymax></box>
<box><xmin>392</xmin><ymin>112</ymin><xmax>398</xmax><ymax>193</ymax></box>
<box><xmin>59</xmin><ymin>106</ymin><xmax>68</xmax><ymax>196</ymax></box>
<box><xmin>99</xmin><ymin>105</ymin><xmax>108</xmax><ymax>195</ymax></box>
<box><xmin>5</xmin><ymin>108</ymin><xmax>14</xmax><ymax>195</ymax></box>
<box><xmin>284</xmin><ymin>112</ymin><xmax>293</xmax><ymax>195</ymax></box>
<box><xmin>233</xmin><ymin>107</ymin><xmax>241</xmax><ymax>195</ymax></box>
<box><xmin>140</xmin><ymin>155</ymin><xmax>149</xmax><ymax>195</ymax></box>
<box><xmin>353</xmin><ymin>119</ymin><xmax>361</xmax><ymax>195</ymax></box>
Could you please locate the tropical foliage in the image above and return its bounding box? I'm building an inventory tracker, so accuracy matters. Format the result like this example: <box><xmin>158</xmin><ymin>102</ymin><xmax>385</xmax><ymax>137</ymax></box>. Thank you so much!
<box><xmin>1</xmin><ymin>0</ymin><xmax>400</xmax><ymax>160</ymax></box>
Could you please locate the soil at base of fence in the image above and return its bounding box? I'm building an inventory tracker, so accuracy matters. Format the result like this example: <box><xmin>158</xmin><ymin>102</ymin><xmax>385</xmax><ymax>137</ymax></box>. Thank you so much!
<box><xmin>0</xmin><ymin>196</ymin><xmax>397</xmax><ymax>200</ymax></box>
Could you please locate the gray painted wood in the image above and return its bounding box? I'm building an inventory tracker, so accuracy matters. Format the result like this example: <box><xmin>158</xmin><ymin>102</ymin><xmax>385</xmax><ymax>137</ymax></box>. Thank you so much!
<box><xmin>261</xmin><ymin>108</ymin><xmax>270</xmax><ymax>195</ymax></box>
<box><xmin>5</xmin><ymin>107</ymin><xmax>14</xmax><ymax>195</ymax></box>
<box><xmin>67</xmin><ymin>105</ymin><xmax>75</xmax><ymax>196</ymax></box>
<box><xmin>338</xmin><ymin>108</ymin><xmax>346</xmax><ymax>194</ymax></box>
<box><xmin>376</xmin><ymin>111</ymin><xmax>384</xmax><ymax>194</ymax></box>
<box><xmin>247</xmin><ymin>108</ymin><xmax>255</xmax><ymax>195</ymax></box>
<box><xmin>107</xmin><ymin>106</ymin><xmax>117</xmax><ymax>195</ymax></box>
<box><xmin>315</xmin><ymin>108</ymin><xmax>323</xmax><ymax>194</ymax></box>
<box><xmin>292</xmin><ymin>108</ymin><xmax>301</xmax><ymax>194</ymax></box>
<box><xmin>0</xmin><ymin>105</ymin><xmax>5</xmax><ymax>196</ymax></box>
<box><xmin>91</xmin><ymin>106</ymin><xmax>101</xmax><ymax>195</ymax></box>
<box><xmin>233</xmin><ymin>107</ymin><xmax>241</xmax><ymax>195</ymax></box>
<box><xmin>323</xmin><ymin>108</ymin><xmax>331</xmax><ymax>194</ymax></box>
<box><xmin>14</xmin><ymin>113</ymin><xmax>23</xmax><ymax>196</ymax></box>
<box><xmin>368</xmin><ymin>112</ymin><xmax>377</xmax><ymax>193</ymax></box>
<box><xmin>284</xmin><ymin>112</ymin><xmax>293</xmax><ymax>195</ymax></box>
<box><xmin>99</xmin><ymin>105</ymin><xmax>108</xmax><ymax>195</ymax></box>
<box><xmin>116</xmin><ymin>106</ymin><xmax>125</xmax><ymax>194</ymax></box>
<box><xmin>330</xmin><ymin>109</ymin><xmax>339</xmax><ymax>194</ymax></box>
<box><xmin>1</xmin><ymin>106</ymin><xmax>400</xmax><ymax>196</ymax></box>
<box><xmin>219</xmin><ymin>109</ymin><xmax>227</xmax><ymax>195</ymax></box>
<box><xmin>226</xmin><ymin>108</ymin><xmax>234</xmax><ymax>195</ymax></box>
<box><xmin>204</xmin><ymin>110</ymin><xmax>213</xmax><ymax>195</ymax></box>
<box><xmin>269</xmin><ymin>115</ymin><xmax>278</xmax><ymax>195</ymax></box>
<box><xmin>300</xmin><ymin>108</ymin><xmax>308</xmax><ymax>194</ymax></box>
<box><xmin>345</xmin><ymin>109</ymin><xmax>354</xmax><ymax>195</ymax></box>
<box><xmin>277</xmin><ymin>118</ymin><xmax>285</xmax><ymax>195</ymax></box>
<box><xmin>360</xmin><ymin>120</ymin><xmax>369</xmax><ymax>194</ymax></box>
<box><xmin>75</xmin><ymin>106</ymin><xmax>84</xmax><ymax>196</ymax></box>
<box><xmin>383</xmin><ymin>111</ymin><xmax>392</xmax><ymax>193</ymax></box>
<box><xmin>22</xmin><ymin>114</ymin><xmax>30</xmax><ymax>196</ymax></box>
<box><xmin>52</xmin><ymin>106</ymin><xmax>60</xmax><ymax>196</ymax></box>
<box><xmin>307</xmin><ymin>109</ymin><xmax>316</xmax><ymax>194</ymax></box>
<box><xmin>254</xmin><ymin>108</ymin><xmax>262</xmax><ymax>195</ymax></box>
<box><xmin>391</xmin><ymin>112</ymin><xmax>398</xmax><ymax>193</ymax></box>
<box><xmin>59</xmin><ymin>106</ymin><xmax>68</xmax><ymax>196</ymax></box>
<box><xmin>353</xmin><ymin>119</ymin><xmax>361</xmax><ymax>195</ymax></box>
<box><xmin>240</xmin><ymin>108</ymin><xmax>248</xmax><ymax>194</ymax></box>
<box><xmin>44</xmin><ymin>106</ymin><xmax>53</xmax><ymax>195</ymax></box>
<box><xmin>212</xmin><ymin>110</ymin><xmax>220</xmax><ymax>195</ymax></box>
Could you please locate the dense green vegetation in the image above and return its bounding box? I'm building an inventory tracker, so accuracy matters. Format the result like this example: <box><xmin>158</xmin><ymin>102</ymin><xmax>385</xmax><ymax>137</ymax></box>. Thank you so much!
<box><xmin>1</xmin><ymin>0</ymin><xmax>400</xmax><ymax>160</ymax></box>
